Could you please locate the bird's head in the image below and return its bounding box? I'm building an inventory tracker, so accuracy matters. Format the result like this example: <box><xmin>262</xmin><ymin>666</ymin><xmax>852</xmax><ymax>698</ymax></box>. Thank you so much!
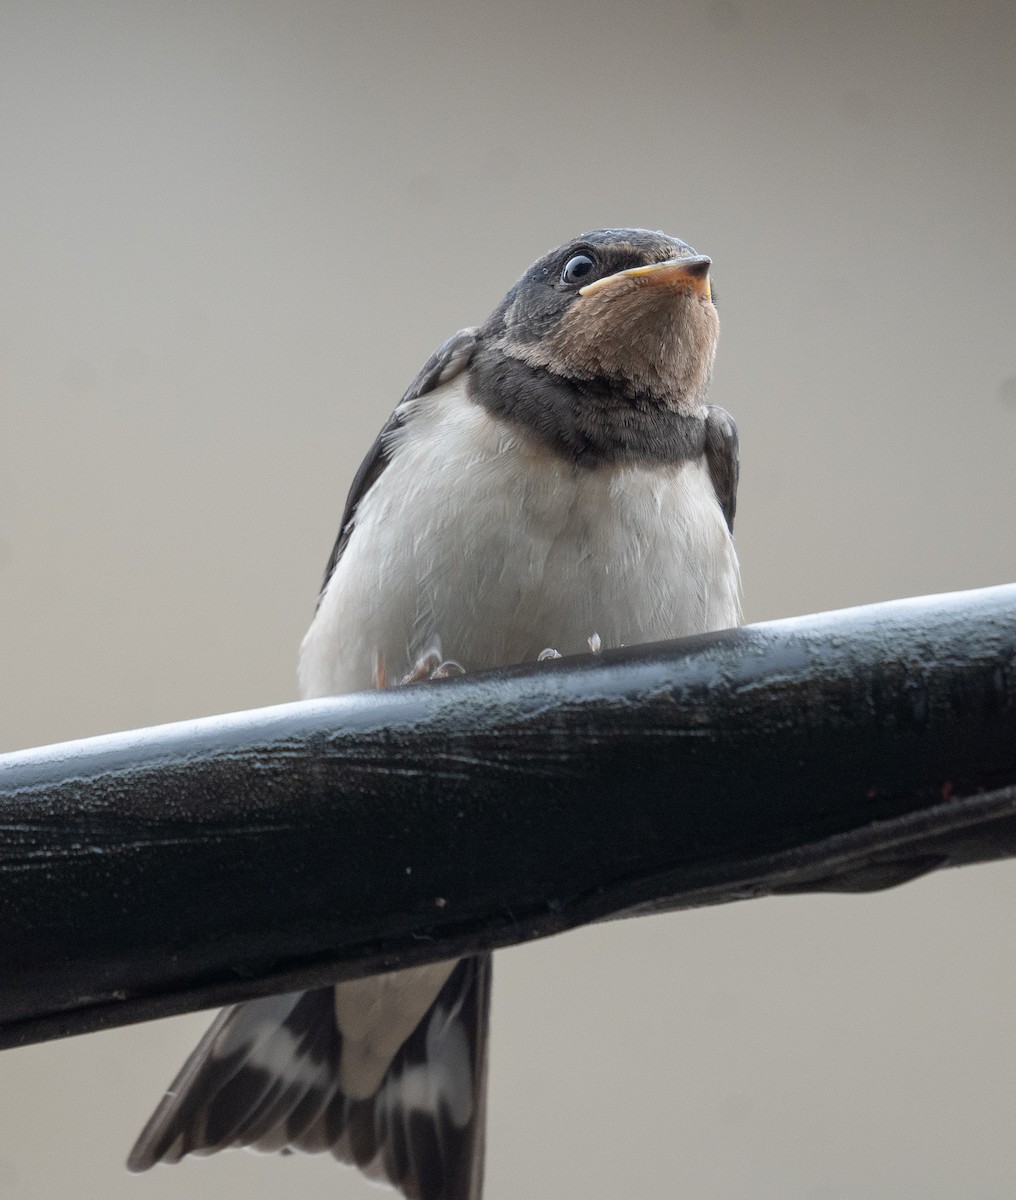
<box><xmin>482</xmin><ymin>228</ymin><xmax>718</xmax><ymax>409</ymax></box>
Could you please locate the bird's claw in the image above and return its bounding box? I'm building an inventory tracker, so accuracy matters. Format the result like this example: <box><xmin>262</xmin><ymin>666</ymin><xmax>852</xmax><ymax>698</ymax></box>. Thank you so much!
<box><xmin>397</xmin><ymin>651</ymin><xmax>465</xmax><ymax>686</ymax></box>
<box><xmin>399</xmin><ymin>651</ymin><xmax>443</xmax><ymax>685</ymax></box>
<box><xmin>538</xmin><ymin>634</ymin><xmax>601</xmax><ymax>662</ymax></box>
<box><xmin>430</xmin><ymin>659</ymin><xmax>465</xmax><ymax>680</ymax></box>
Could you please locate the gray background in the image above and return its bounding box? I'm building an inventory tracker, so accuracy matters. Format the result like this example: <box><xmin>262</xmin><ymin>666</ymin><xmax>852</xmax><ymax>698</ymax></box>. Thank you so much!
<box><xmin>1</xmin><ymin>1</ymin><xmax>1015</xmax><ymax>1197</ymax></box>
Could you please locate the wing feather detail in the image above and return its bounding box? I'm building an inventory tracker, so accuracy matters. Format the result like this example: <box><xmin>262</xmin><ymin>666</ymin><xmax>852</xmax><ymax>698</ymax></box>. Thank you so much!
<box><xmin>317</xmin><ymin>328</ymin><xmax>478</xmax><ymax>604</ymax></box>
<box><xmin>703</xmin><ymin>404</ymin><xmax>739</xmax><ymax>533</ymax></box>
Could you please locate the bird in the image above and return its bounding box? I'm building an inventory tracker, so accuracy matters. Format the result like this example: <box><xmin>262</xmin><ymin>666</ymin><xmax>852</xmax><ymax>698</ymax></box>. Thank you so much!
<box><xmin>127</xmin><ymin>227</ymin><xmax>742</xmax><ymax>1200</ymax></box>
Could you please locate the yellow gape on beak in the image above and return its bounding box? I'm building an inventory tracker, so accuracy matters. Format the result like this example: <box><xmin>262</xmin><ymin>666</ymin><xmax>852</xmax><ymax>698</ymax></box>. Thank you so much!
<box><xmin>580</xmin><ymin>255</ymin><xmax>712</xmax><ymax>301</ymax></box>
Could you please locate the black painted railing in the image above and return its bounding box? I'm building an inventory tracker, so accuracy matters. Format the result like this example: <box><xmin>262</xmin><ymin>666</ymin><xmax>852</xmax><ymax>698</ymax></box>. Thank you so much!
<box><xmin>1</xmin><ymin>584</ymin><xmax>1014</xmax><ymax>1051</ymax></box>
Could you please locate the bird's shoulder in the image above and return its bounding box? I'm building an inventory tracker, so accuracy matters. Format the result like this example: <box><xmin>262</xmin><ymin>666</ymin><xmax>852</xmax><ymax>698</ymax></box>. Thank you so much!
<box><xmin>703</xmin><ymin>404</ymin><xmax>739</xmax><ymax>533</ymax></box>
<box><xmin>317</xmin><ymin>327</ymin><xmax>479</xmax><ymax>603</ymax></box>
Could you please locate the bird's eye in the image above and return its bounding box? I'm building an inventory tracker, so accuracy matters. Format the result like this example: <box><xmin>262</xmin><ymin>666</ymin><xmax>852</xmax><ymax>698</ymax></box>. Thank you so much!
<box><xmin>560</xmin><ymin>253</ymin><xmax>596</xmax><ymax>286</ymax></box>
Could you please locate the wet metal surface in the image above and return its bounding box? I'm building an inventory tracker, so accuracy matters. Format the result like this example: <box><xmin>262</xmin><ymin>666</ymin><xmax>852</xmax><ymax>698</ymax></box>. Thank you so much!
<box><xmin>1</xmin><ymin>585</ymin><xmax>1014</xmax><ymax>1049</ymax></box>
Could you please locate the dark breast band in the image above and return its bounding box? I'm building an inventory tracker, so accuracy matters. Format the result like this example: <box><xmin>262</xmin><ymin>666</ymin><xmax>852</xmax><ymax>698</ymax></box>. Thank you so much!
<box><xmin>467</xmin><ymin>345</ymin><xmax>709</xmax><ymax>470</ymax></box>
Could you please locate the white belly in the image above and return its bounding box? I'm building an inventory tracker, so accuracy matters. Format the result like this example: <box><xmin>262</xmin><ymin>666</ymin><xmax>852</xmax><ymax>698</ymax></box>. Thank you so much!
<box><xmin>299</xmin><ymin>378</ymin><xmax>741</xmax><ymax>698</ymax></box>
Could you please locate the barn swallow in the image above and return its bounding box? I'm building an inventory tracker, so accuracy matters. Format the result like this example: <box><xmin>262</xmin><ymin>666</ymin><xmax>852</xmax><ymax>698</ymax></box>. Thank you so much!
<box><xmin>128</xmin><ymin>228</ymin><xmax>742</xmax><ymax>1200</ymax></box>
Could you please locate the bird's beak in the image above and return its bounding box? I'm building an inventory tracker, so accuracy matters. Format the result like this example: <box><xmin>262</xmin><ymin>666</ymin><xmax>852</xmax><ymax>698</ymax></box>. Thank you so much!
<box><xmin>579</xmin><ymin>255</ymin><xmax>712</xmax><ymax>301</ymax></box>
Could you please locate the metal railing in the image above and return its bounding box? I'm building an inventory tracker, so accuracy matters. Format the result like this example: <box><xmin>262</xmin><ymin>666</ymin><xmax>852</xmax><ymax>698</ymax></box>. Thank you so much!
<box><xmin>2</xmin><ymin>584</ymin><xmax>1014</xmax><ymax>1051</ymax></box>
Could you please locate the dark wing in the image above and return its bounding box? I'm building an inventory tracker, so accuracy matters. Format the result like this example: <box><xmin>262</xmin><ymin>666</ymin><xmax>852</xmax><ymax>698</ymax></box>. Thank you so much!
<box><xmin>128</xmin><ymin>955</ymin><xmax>492</xmax><ymax>1200</ymax></box>
<box><xmin>703</xmin><ymin>405</ymin><xmax>739</xmax><ymax>533</ymax></box>
<box><xmin>317</xmin><ymin>327</ymin><xmax>479</xmax><ymax>604</ymax></box>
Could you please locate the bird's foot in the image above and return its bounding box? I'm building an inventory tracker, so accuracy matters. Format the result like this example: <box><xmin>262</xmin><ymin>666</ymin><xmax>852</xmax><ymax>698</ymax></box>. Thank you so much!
<box><xmin>398</xmin><ymin>650</ymin><xmax>465</xmax><ymax>686</ymax></box>
<box><xmin>430</xmin><ymin>659</ymin><xmax>466</xmax><ymax>680</ymax></box>
<box><xmin>537</xmin><ymin>633</ymin><xmax>601</xmax><ymax>662</ymax></box>
<box><xmin>379</xmin><ymin>635</ymin><xmax>603</xmax><ymax>688</ymax></box>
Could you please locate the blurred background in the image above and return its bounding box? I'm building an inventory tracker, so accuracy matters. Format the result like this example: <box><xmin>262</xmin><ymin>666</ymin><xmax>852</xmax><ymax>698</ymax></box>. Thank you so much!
<box><xmin>1</xmin><ymin>1</ymin><xmax>1015</xmax><ymax>1197</ymax></box>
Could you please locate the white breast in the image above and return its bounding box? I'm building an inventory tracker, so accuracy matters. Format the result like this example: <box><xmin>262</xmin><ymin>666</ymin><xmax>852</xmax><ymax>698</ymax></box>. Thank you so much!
<box><xmin>299</xmin><ymin>378</ymin><xmax>741</xmax><ymax>698</ymax></box>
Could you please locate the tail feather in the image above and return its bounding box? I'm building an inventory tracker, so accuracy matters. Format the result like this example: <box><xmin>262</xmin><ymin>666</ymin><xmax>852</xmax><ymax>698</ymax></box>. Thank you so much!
<box><xmin>128</xmin><ymin>956</ymin><xmax>491</xmax><ymax>1200</ymax></box>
